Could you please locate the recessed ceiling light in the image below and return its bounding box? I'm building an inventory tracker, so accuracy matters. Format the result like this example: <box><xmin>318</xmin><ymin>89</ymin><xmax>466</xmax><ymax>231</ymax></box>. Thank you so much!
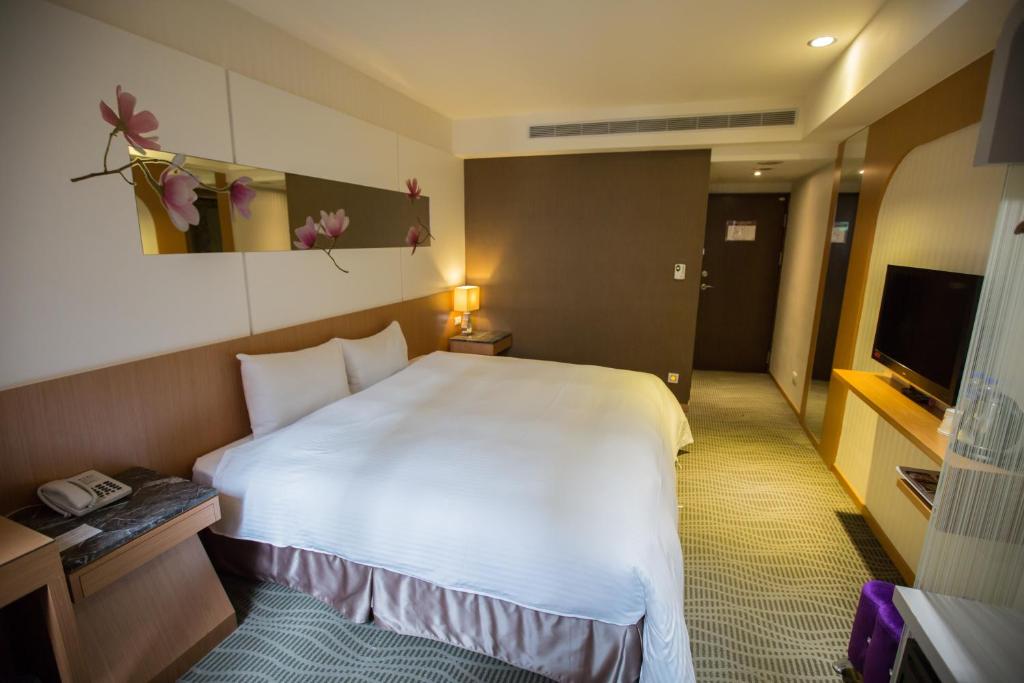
<box><xmin>753</xmin><ymin>170</ymin><xmax>763</xmax><ymax>177</ymax></box>
<box><xmin>807</xmin><ymin>36</ymin><xmax>836</xmax><ymax>48</ymax></box>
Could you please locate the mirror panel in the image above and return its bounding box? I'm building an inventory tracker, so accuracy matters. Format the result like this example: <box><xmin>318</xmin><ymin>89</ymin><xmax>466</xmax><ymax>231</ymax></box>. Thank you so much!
<box><xmin>130</xmin><ymin>150</ymin><xmax>429</xmax><ymax>255</ymax></box>
<box><xmin>804</xmin><ymin>128</ymin><xmax>868</xmax><ymax>441</ymax></box>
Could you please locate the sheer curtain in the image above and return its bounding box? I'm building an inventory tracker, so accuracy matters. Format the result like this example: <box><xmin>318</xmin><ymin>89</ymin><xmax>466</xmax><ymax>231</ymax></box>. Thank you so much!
<box><xmin>916</xmin><ymin>165</ymin><xmax>1024</xmax><ymax>608</ymax></box>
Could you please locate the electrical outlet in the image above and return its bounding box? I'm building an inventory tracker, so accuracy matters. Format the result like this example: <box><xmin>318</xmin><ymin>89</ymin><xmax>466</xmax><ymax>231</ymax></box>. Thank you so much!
<box><xmin>667</xmin><ymin>372</ymin><xmax>680</xmax><ymax>384</ymax></box>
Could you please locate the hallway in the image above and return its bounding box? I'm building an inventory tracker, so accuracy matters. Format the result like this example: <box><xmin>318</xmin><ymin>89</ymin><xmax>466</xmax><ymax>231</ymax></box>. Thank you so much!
<box><xmin>678</xmin><ymin>371</ymin><xmax>901</xmax><ymax>682</ymax></box>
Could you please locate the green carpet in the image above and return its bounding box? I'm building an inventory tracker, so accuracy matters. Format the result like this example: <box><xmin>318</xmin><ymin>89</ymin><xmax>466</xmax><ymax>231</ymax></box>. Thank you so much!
<box><xmin>181</xmin><ymin>574</ymin><xmax>547</xmax><ymax>682</ymax></box>
<box><xmin>183</xmin><ymin>370</ymin><xmax>899</xmax><ymax>681</ymax></box>
<box><xmin>679</xmin><ymin>371</ymin><xmax>901</xmax><ymax>681</ymax></box>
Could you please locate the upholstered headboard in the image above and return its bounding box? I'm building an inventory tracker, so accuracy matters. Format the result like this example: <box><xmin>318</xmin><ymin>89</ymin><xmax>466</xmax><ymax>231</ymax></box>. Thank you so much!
<box><xmin>0</xmin><ymin>291</ymin><xmax>456</xmax><ymax>510</ymax></box>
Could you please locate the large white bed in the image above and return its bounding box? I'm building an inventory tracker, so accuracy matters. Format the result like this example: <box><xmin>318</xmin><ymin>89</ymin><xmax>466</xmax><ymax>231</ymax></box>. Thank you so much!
<box><xmin>204</xmin><ymin>350</ymin><xmax>695</xmax><ymax>682</ymax></box>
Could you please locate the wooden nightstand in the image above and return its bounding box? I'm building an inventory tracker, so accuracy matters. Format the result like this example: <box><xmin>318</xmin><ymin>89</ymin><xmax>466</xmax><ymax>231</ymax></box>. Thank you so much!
<box><xmin>449</xmin><ymin>330</ymin><xmax>513</xmax><ymax>356</ymax></box>
<box><xmin>0</xmin><ymin>517</ymin><xmax>87</xmax><ymax>682</ymax></box>
<box><xmin>11</xmin><ymin>467</ymin><xmax>236</xmax><ymax>682</ymax></box>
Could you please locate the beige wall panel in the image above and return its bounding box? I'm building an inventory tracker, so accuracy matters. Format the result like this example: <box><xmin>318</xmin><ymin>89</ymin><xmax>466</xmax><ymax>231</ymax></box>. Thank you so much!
<box><xmin>48</xmin><ymin>0</ymin><xmax>452</xmax><ymax>150</ymax></box>
<box><xmin>833</xmin><ymin>124</ymin><xmax>1008</xmax><ymax>574</ymax></box>
<box><xmin>851</xmin><ymin>125</ymin><xmax>1005</xmax><ymax>373</ymax></box>
<box><xmin>398</xmin><ymin>137</ymin><xmax>467</xmax><ymax>300</ymax></box>
<box><xmin>769</xmin><ymin>163</ymin><xmax>835</xmax><ymax>407</ymax></box>
<box><xmin>0</xmin><ymin>0</ymin><xmax>249</xmax><ymax>389</ymax></box>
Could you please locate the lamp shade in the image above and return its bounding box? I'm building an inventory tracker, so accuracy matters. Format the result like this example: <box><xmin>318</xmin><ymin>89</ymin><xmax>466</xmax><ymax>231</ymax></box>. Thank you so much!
<box><xmin>453</xmin><ymin>285</ymin><xmax>480</xmax><ymax>312</ymax></box>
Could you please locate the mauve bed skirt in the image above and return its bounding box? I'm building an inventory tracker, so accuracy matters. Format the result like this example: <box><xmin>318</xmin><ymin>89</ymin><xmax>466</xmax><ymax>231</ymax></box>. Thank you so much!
<box><xmin>202</xmin><ymin>532</ymin><xmax>643</xmax><ymax>683</ymax></box>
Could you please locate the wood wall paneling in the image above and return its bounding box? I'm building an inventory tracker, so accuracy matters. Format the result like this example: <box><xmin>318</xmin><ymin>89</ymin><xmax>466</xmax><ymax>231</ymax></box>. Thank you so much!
<box><xmin>0</xmin><ymin>292</ymin><xmax>456</xmax><ymax>510</ymax></box>
<box><xmin>818</xmin><ymin>54</ymin><xmax>993</xmax><ymax>466</ymax></box>
<box><xmin>465</xmin><ymin>150</ymin><xmax>711</xmax><ymax>402</ymax></box>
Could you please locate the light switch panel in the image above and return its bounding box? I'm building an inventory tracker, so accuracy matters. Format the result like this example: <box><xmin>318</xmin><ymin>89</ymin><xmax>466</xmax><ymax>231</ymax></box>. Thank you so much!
<box><xmin>674</xmin><ymin>264</ymin><xmax>686</xmax><ymax>280</ymax></box>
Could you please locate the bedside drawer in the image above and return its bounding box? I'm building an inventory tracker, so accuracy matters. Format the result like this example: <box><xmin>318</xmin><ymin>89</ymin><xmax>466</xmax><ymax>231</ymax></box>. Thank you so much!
<box><xmin>68</xmin><ymin>497</ymin><xmax>220</xmax><ymax>601</ymax></box>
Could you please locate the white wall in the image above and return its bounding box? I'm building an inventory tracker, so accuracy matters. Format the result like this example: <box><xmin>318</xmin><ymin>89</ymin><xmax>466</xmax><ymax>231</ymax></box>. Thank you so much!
<box><xmin>48</xmin><ymin>0</ymin><xmax>452</xmax><ymax>151</ymax></box>
<box><xmin>769</xmin><ymin>163</ymin><xmax>835</xmax><ymax>408</ymax></box>
<box><xmin>833</xmin><ymin>124</ymin><xmax>1007</xmax><ymax>572</ymax></box>
<box><xmin>0</xmin><ymin>0</ymin><xmax>465</xmax><ymax>389</ymax></box>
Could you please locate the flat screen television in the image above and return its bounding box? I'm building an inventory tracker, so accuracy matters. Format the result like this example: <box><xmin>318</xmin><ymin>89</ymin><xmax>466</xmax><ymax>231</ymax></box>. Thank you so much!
<box><xmin>872</xmin><ymin>265</ymin><xmax>983</xmax><ymax>406</ymax></box>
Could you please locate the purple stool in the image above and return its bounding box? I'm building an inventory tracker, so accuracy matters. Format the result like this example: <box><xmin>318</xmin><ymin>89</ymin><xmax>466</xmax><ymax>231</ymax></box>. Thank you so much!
<box><xmin>862</xmin><ymin>602</ymin><xmax>905</xmax><ymax>683</ymax></box>
<box><xmin>848</xmin><ymin>581</ymin><xmax>896</xmax><ymax>671</ymax></box>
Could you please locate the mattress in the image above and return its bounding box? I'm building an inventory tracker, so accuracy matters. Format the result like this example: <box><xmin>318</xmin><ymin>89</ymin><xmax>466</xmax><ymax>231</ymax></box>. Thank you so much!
<box><xmin>211</xmin><ymin>351</ymin><xmax>694</xmax><ymax>682</ymax></box>
<box><xmin>192</xmin><ymin>435</ymin><xmax>251</xmax><ymax>487</ymax></box>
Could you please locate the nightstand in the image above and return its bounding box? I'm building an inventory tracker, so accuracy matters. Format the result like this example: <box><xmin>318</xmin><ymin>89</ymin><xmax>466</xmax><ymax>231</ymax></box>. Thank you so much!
<box><xmin>0</xmin><ymin>517</ymin><xmax>86</xmax><ymax>682</ymax></box>
<box><xmin>449</xmin><ymin>330</ymin><xmax>513</xmax><ymax>356</ymax></box>
<box><xmin>11</xmin><ymin>467</ymin><xmax>236</xmax><ymax>682</ymax></box>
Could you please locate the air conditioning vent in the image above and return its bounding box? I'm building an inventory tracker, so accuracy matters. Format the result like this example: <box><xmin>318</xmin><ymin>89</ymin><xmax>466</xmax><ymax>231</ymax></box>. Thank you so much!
<box><xmin>697</xmin><ymin>114</ymin><xmax>730</xmax><ymax>129</ymax></box>
<box><xmin>762</xmin><ymin>110</ymin><xmax>797</xmax><ymax>126</ymax></box>
<box><xmin>608</xmin><ymin>120</ymin><xmax>638</xmax><ymax>134</ymax></box>
<box><xmin>580</xmin><ymin>122</ymin><xmax>609</xmax><ymax>136</ymax></box>
<box><xmin>528</xmin><ymin>109</ymin><xmax>797</xmax><ymax>139</ymax></box>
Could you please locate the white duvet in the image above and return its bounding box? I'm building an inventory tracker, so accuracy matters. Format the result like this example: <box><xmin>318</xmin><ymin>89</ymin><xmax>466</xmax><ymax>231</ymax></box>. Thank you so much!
<box><xmin>213</xmin><ymin>351</ymin><xmax>695</xmax><ymax>682</ymax></box>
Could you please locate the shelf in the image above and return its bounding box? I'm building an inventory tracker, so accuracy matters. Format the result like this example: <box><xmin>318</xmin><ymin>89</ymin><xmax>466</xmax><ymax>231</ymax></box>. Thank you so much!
<box><xmin>833</xmin><ymin>369</ymin><xmax>947</xmax><ymax>465</ymax></box>
<box><xmin>897</xmin><ymin>478</ymin><xmax>933</xmax><ymax>519</ymax></box>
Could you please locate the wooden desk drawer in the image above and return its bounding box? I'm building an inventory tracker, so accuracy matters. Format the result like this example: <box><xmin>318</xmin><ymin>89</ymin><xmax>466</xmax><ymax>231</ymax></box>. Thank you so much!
<box><xmin>68</xmin><ymin>497</ymin><xmax>220</xmax><ymax>601</ymax></box>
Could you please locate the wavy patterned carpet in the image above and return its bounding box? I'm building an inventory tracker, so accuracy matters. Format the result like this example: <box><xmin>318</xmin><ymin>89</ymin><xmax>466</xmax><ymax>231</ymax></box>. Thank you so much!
<box><xmin>679</xmin><ymin>371</ymin><xmax>901</xmax><ymax>681</ymax></box>
<box><xmin>182</xmin><ymin>574</ymin><xmax>546</xmax><ymax>682</ymax></box>
<box><xmin>183</xmin><ymin>370</ymin><xmax>899</xmax><ymax>682</ymax></box>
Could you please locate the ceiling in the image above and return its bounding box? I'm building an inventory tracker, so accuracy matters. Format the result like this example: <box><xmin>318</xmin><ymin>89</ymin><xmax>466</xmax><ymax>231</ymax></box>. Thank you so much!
<box><xmin>227</xmin><ymin>0</ymin><xmax>887</xmax><ymax>120</ymax></box>
<box><xmin>709</xmin><ymin>158</ymin><xmax>833</xmax><ymax>185</ymax></box>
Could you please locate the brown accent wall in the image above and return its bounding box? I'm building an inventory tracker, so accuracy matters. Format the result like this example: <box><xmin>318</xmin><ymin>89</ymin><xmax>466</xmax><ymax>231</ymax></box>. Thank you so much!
<box><xmin>0</xmin><ymin>292</ymin><xmax>457</xmax><ymax>510</ymax></box>
<box><xmin>465</xmin><ymin>150</ymin><xmax>711</xmax><ymax>402</ymax></box>
<box><xmin>818</xmin><ymin>54</ymin><xmax>993</xmax><ymax>465</ymax></box>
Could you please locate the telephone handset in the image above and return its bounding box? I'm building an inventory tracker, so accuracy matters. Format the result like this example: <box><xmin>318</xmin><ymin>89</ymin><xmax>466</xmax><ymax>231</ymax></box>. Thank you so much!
<box><xmin>37</xmin><ymin>470</ymin><xmax>132</xmax><ymax>517</ymax></box>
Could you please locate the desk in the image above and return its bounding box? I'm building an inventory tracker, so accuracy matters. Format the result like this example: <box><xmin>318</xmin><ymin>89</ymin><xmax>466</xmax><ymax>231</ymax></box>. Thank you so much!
<box><xmin>833</xmin><ymin>370</ymin><xmax>947</xmax><ymax>465</ymax></box>
<box><xmin>12</xmin><ymin>468</ymin><xmax>235</xmax><ymax>682</ymax></box>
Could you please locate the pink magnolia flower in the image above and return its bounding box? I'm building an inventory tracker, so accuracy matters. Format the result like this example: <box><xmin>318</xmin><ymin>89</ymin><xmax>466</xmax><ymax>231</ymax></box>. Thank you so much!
<box><xmin>320</xmin><ymin>209</ymin><xmax>350</xmax><ymax>238</ymax></box>
<box><xmin>406</xmin><ymin>225</ymin><xmax>427</xmax><ymax>254</ymax></box>
<box><xmin>99</xmin><ymin>85</ymin><xmax>160</xmax><ymax>153</ymax></box>
<box><xmin>294</xmin><ymin>216</ymin><xmax>319</xmax><ymax>250</ymax></box>
<box><xmin>405</xmin><ymin>178</ymin><xmax>422</xmax><ymax>202</ymax></box>
<box><xmin>159</xmin><ymin>154</ymin><xmax>199</xmax><ymax>232</ymax></box>
<box><xmin>229</xmin><ymin>177</ymin><xmax>256</xmax><ymax>219</ymax></box>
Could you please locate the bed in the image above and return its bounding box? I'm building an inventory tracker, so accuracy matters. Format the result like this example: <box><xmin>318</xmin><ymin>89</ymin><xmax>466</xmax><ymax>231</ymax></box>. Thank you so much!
<box><xmin>197</xmin><ymin>350</ymin><xmax>695</xmax><ymax>682</ymax></box>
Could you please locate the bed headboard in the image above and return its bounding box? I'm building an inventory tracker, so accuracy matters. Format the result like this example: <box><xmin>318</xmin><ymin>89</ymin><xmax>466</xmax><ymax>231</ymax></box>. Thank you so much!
<box><xmin>0</xmin><ymin>291</ymin><xmax>456</xmax><ymax>510</ymax></box>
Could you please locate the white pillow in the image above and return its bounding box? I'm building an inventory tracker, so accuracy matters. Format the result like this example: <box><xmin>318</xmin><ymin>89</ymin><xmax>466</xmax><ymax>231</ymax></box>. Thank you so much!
<box><xmin>339</xmin><ymin>321</ymin><xmax>409</xmax><ymax>392</ymax></box>
<box><xmin>236</xmin><ymin>338</ymin><xmax>350</xmax><ymax>437</ymax></box>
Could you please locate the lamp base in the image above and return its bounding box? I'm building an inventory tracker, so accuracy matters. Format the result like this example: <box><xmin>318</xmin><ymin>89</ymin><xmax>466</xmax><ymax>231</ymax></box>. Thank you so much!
<box><xmin>460</xmin><ymin>311</ymin><xmax>473</xmax><ymax>335</ymax></box>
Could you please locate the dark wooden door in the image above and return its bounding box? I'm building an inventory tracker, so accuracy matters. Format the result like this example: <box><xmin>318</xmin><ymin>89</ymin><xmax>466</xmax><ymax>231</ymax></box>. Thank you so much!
<box><xmin>694</xmin><ymin>193</ymin><xmax>788</xmax><ymax>371</ymax></box>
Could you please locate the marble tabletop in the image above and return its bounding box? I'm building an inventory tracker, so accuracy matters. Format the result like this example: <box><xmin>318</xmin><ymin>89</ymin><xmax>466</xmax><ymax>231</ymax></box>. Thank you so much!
<box><xmin>9</xmin><ymin>467</ymin><xmax>217</xmax><ymax>573</ymax></box>
<box><xmin>449</xmin><ymin>330</ymin><xmax>511</xmax><ymax>343</ymax></box>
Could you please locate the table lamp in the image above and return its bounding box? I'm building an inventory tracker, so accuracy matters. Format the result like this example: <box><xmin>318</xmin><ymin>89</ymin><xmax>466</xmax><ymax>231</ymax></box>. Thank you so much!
<box><xmin>454</xmin><ymin>285</ymin><xmax>480</xmax><ymax>335</ymax></box>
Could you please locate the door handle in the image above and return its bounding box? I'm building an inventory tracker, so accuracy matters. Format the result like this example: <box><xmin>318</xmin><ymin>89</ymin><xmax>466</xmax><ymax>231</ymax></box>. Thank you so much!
<box><xmin>700</xmin><ymin>283</ymin><xmax>714</xmax><ymax>291</ymax></box>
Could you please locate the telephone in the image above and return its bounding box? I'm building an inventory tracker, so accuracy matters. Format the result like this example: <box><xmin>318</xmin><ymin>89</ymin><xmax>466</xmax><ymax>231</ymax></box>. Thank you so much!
<box><xmin>37</xmin><ymin>470</ymin><xmax>132</xmax><ymax>517</ymax></box>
